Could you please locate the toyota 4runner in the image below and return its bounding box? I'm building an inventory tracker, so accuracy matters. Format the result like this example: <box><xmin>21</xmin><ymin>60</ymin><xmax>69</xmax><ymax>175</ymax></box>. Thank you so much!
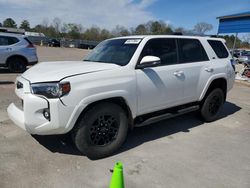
<box><xmin>8</xmin><ymin>35</ymin><xmax>235</xmax><ymax>159</ymax></box>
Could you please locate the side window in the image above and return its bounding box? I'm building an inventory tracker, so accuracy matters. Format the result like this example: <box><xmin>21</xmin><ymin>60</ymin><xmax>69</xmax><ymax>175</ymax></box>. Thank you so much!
<box><xmin>0</xmin><ymin>36</ymin><xmax>9</xmax><ymax>46</ymax></box>
<box><xmin>208</xmin><ymin>40</ymin><xmax>229</xmax><ymax>58</ymax></box>
<box><xmin>0</xmin><ymin>36</ymin><xmax>19</xmax><ymax>46</ymax></box>
<box><xmin>178</xmin><ymin>39</ymin><xmax>209</xmax><ymax>63</ymax></box>
<box><xmin>140</xmin><ymin>38</ymin><xmax>178</xmax><ymax>65</ymax></box>
<box><xmin>8</xmin><ymin>37</ymin><xmax>19</xmax><ymax>45</ymax></box>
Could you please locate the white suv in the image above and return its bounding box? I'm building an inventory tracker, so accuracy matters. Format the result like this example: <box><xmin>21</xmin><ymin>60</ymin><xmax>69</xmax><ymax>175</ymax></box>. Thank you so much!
<box><xmin>0</xmin><ymin>32</ymin><xmax>38</xmax><ymax>72</ymax></box>
<box><xmin>8</xmin><ymin>35</ymin><xmax>235</xmax><ymax>159</ymax></box>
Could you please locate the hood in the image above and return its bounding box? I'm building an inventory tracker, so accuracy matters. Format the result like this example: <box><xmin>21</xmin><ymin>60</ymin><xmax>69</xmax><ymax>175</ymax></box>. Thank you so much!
<box><xmin>22</xmin><ymin>61</ymin><xmax>120</xmax><ymax>83</ymax></box>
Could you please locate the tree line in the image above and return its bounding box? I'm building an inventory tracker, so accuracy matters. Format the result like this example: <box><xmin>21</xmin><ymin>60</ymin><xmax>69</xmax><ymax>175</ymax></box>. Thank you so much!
<box><xmin>0</xmin><ymin>18</ymin><xmax>213</xmax><ymax>40</ymax></box>
<box><xmin>1</xmin><ymin>17</ymin><xmax>249</xmax><ymax>48</ymax></box>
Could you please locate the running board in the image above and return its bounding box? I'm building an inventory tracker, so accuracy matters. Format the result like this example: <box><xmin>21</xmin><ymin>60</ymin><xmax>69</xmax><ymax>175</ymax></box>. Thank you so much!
<box><xmin>135</xmin><ymin>105</ymin><xmax>199</xmax><ymax>127</ymax></box>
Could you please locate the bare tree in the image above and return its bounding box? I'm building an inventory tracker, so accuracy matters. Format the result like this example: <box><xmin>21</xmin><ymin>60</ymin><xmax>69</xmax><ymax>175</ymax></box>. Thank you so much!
<box><xmin>42</xmin><ymin>18</ymin><xmax>49</xmax><ymax>28</ymax></box>
<box><xmin>112</xmin><ymin>25</ymin><xmax>130</xmax><ymax>37</ymax></box>
<box><xmin>193</xmin><ymin>22</ymin><xmax>213</xmax><ymax>35</ymax></box>
<box><xmin>53</xmin><ymin>17</ymin><xmax>61</xmax><ymax>33</ymax></box>
<box><xmin>135</xmin><ymin>24</ymin><xmax>147</xmax><ymax>35</ymax></box>
<box><xmin>242</xmin><ymin>34</ymin><xmax>250</xmax><ymax>43</ymax></box>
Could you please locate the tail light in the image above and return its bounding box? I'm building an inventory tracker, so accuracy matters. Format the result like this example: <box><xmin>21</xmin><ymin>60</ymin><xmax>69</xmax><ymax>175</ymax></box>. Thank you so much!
<box><xmin>26</xmin><ymin>43</ymin><xmax>35</xmax><ymax>48</ymax></box>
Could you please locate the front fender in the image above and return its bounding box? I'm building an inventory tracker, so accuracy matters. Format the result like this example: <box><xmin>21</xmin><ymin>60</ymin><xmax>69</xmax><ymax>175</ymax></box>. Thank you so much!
<box><xmin>64</xmin><ymin>90</ymin><xmax>136</xmax><ymax>133</ymax></box>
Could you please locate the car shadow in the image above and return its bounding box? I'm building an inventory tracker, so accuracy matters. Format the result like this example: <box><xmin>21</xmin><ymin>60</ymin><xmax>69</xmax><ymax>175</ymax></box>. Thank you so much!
<box><xmin>0</xmin><ymin>68</ymin><xmax>12</xmax><ymax>74</ymax></box>
<box><xmin>0</xmin><ymin>81</ymin><xmax>14</xmax><ymax>85</ymax></box>
<box><xmin>119</xmin><ymin>101</ymin><xmax>241</xmax><ymax>154</ymax></box>
<box><xmin>32</xmin><ymin>101</ymin><xmax>241</xmax><ymax>157</ymax></box>
<box><xmin>32</xmin><ymin>134</ymin><xmax>82</xmax><ymax>156</ymax></box>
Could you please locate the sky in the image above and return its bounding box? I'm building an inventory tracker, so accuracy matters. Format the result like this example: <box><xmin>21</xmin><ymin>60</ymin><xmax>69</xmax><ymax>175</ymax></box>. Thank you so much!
<box><xmin>0</xmin><ymin>0</ymin><xmax>250</xmax><ymax>34</ymax></box>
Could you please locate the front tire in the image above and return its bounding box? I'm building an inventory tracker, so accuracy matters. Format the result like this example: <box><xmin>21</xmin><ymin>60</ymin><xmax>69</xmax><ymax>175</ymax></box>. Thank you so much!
<box><xmin>72</xmin><ymin>102</ymin><xmax>128</xmax><ymax>159</ymax></box>
<box><xmin>200</xmin><ymin>88</ymin><xmax>225</xmax><ymax>122</ymax></box>
<box><xmin>8</xmin><ymin>57</ymin><xmax>27</xmax><ymax>73</ymax></box>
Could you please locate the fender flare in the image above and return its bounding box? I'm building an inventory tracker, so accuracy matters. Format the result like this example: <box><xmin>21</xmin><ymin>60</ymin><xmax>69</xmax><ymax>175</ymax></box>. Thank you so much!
<box><xmin>64</xmin><ymin>90</ymin><xmax>136</xmax><ymax>132</ymax></box>
<box><xmin>199</xmin><ymin>73</ymin><xmax>227</xmax><ymax>101</ymax></box>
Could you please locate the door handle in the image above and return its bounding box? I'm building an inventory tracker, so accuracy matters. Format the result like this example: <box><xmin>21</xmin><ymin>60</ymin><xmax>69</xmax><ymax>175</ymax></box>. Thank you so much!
<box><xmin>6</xmin><ymin>48</ymin><xmax>12</xmax><ymax>51</ymax></box>
<box><xmin>174</xmin><ymin>70</ymin><xmax>184</xmax><ymax>76</ymax></box>
<box><xmin>205</xmin><ymin>67</ymin><xmax>213</xmax><ymax>72</ymax></box>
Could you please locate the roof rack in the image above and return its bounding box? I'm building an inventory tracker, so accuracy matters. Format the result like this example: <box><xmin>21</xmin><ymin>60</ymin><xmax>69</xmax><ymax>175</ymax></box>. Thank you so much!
<box><xmin>0</xmin><ymin>27</ymin><xmax>25</xmax><ymax>34</ymax></box>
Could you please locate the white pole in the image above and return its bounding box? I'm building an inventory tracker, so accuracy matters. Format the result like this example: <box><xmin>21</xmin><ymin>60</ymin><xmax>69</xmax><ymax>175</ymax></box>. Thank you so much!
<box><xmin>232</xmin><ymin>33</ymin><xmax>238</xmax><ymax>55</ymax></box>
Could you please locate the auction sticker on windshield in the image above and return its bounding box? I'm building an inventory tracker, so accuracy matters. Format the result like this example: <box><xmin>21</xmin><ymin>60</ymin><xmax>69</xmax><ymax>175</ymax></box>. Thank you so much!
<box><xmin>124</xmin><ymin>39</ymin><xmax>141</xmax><ymax>44</ymax></box>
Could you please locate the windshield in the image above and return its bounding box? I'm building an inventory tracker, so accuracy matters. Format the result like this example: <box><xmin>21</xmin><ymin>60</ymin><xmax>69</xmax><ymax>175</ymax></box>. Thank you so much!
<box><xmin>83</xmin><ymin>38</ymin><xmax>141</xmax><ymax>66</ymax></box>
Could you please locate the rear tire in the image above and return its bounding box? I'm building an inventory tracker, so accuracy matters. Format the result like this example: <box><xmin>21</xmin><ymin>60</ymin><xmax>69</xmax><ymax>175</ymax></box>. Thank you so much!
<box><xmin>72</xmin><ymin>102</ymin><xmax>128</xmax><ymax>159</ymax></box>
<box><xmin>8</xmin><ymin>57</ymin><xmax>27</xmax><ymax>73</ymax></box>
<box><xmin>200</xmin><ymin>88</ymin><xmax>224</xmax><ymax>122</ymax></box>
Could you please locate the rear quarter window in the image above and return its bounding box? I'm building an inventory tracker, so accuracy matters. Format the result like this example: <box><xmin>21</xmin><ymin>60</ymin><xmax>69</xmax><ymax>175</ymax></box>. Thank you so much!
<box><xmin>208</xmin><ymin>40</ymin><xmax>229</xmax><ymax>58</ymax></box>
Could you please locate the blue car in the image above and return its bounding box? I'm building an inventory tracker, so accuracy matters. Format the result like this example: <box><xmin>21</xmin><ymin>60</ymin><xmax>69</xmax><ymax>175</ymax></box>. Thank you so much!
<box><xmin>0</xmin><ymin>32</ymin><xmax>38</xmax><ymax>72</ymax></box>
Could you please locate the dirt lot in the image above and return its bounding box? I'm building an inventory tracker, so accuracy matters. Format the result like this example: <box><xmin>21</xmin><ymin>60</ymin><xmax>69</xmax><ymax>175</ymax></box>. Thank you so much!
<box><xmin>0</xmin><ymin>47</ymin><xmax>250</xmax><ymax>188</ymax></box>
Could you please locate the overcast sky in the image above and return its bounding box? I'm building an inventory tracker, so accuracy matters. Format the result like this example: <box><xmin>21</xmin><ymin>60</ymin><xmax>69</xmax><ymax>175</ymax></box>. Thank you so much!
<box><xmin>0</xmin><ymin>0</ymin><xmax>250</xmax><ymax>34</ymax></box>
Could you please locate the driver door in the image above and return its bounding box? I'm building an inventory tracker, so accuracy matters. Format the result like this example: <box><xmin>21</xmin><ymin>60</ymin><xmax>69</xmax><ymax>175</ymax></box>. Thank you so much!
<box><xmin>136</xmin><ymin>38</ymin><xmax>185</xmax><ymax>115</ymax></box>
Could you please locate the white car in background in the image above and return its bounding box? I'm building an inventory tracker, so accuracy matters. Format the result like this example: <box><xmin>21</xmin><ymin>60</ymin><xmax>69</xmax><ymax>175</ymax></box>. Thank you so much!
<box><xmin>0</xmin><ymin>32</ymin><xmax>38</xmax><ymax>72</ymax></box>
<box><xmin>237</xmin><ymin>55</ymin><xmax>248</xmax><ymax>63</ymax></box>
<box><xmin>8</xmin><ymin>35</ymin><xmax>235</xmax><ymax>159</ymax></box>
<box><xmin>240</xmin><ymin>51</ymin><xmax>250</xmax><ymax>63</ymax></box>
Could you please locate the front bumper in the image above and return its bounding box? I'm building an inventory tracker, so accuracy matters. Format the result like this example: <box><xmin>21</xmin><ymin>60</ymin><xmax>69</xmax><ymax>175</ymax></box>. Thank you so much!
<box><xmin>7</xmin><ymin>76</ymin><xmax>74</xmax><ymax>135</ymax></box>
<box><xmin>7</xmin><ymin>103</ymin><xmax>25</xmax><ymax>130</ymax></box>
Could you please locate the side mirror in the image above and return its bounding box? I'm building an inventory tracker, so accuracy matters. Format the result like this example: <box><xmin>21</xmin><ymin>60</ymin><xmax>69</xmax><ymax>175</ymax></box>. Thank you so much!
<box><xmin>137</xmin><ymin>56</ymin><xmax>161</xmax><ymax>69</ymax></box>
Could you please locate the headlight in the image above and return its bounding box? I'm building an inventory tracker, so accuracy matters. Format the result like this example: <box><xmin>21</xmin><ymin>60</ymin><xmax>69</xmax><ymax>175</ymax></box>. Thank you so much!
<box><xmin>31</xmin><ymin>82</ymin><xmax>71</xmax><ymax>98</ymax></box>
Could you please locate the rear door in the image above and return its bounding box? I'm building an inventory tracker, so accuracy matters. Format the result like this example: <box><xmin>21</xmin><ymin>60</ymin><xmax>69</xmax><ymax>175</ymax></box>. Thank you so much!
<box><xmin>0</xmin><ymin>36</ymin><xmax>19</xmax><ymax>65</ymax></box>
<box><xmin>0</xmin><ymin>36</ymin><xmax>10</xmax><ymax>65</ymax></box>
<box><xmin>176</xmin><ymin>38</ymin><xmax>211</xmax><ymax>103</ymax></box>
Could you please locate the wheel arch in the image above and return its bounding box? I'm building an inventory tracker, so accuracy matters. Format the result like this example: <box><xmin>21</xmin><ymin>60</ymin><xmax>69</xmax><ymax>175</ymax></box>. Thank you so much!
<box><xmin>200</xmin><ymin>77</ymin><xmax>227</xmax><ymax>102</ymax></box>
<box><xmin>6</xmin><ymin>55</ymin><xmax>28</xmax><ymax>66</ymax></box>
<box><xmin>70</xmin><ymin>97</ymin><xmax>134</xmax><ymax>132</ymax></box>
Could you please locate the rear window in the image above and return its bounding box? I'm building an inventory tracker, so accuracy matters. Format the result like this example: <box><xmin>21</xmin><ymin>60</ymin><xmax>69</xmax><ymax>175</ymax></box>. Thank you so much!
<box><xmin>0</xmin><ymin>36</ymin><xmax>19</xmax><ymax>46</ymax></box>
<box><xmin>178</xmin><ymin>39</ymin><xmax>209</xmax><ymax>63</ymax></box>
<box><xmin>208</xmin><ymin>40</ymin><xmax>229</xmax><ymax>58</ymax></box>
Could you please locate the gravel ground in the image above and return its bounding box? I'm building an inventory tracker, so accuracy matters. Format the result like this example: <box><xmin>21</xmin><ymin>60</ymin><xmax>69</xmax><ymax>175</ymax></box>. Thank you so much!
<box><xmin>0</xmin><ymin>46</ymin><xmax>249</xmax><ymax>188</ymax></box>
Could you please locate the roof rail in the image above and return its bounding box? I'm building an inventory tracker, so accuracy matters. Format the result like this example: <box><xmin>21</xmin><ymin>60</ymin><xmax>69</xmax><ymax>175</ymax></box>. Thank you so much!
<box><xmin>0</xmin><ymin>27</ymin><xmax>25</xmax><ymax>34</ymax></box>
<box><xmin>173</xmin><ymin>32</ymin><xmax>183</xmax><ymax>35</ymax></box>
<box><xmin>209</xmin><ymin>35</ymin><xmax>219</xmax><ymax>38</ymax></box>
